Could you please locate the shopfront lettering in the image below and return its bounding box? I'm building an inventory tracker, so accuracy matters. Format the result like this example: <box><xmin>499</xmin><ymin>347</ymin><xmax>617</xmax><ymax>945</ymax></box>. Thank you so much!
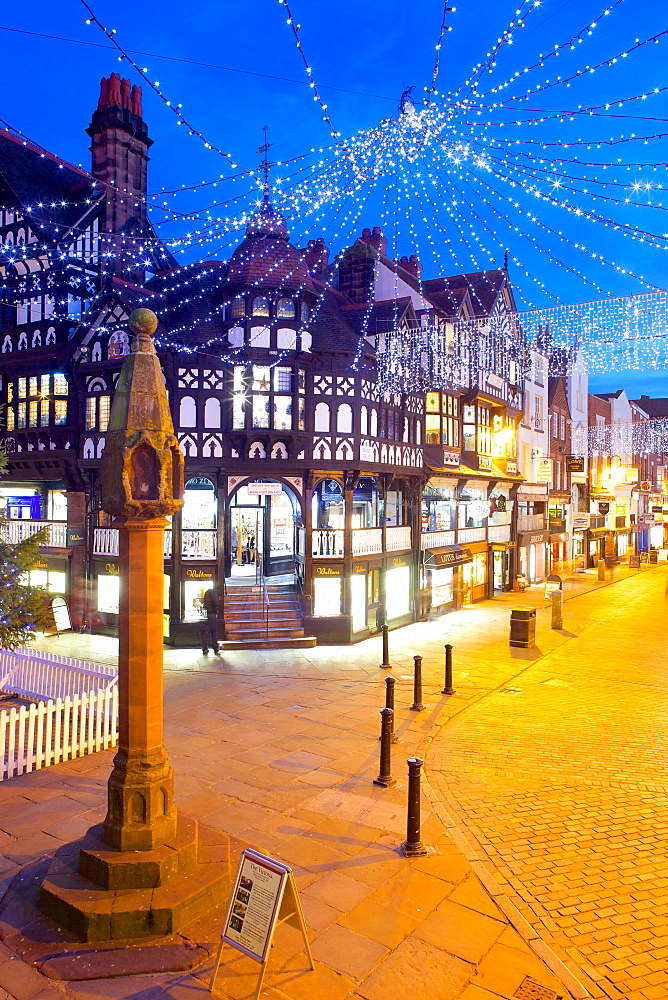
<box><xmin>186</xmin><ymin>569</ymin><xmax>211</xmax><ymax>578</ymax></box>
<box><xmin>354</xmin><ymin>564</ymin><xmax>366</xmax><ymax>573</ymax></box>
<box><xmin>105</xmin><ymin>563</ymin><xmax>119</xmax><ymax>575</ymax></box>
<box><xmin>392</xmin><ymin>557</ymin><xmax>408</xmax><ymax>567</ymax></box>
<box><xmin>315</xmin><ymin>566</ymin><xmax>340</xmax><ymax>576</ymax></box>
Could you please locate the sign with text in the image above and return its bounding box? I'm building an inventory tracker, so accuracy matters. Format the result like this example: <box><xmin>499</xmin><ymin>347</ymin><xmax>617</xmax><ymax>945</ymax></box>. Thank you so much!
<box><xmin>535</xmin><ymin>458</ymin><xmax>553</xmax><ymax>483</ymax></box>
<box><xmin>210</xmin><ymin>849</ymin><xmax>313</xmax><ymax>996</ymax></box>
<box><xmin>247</xmin><ymin>482</ymin><xmax>283</xmax><ymax>496</ymax></box>
<box><xmin>572</xmin><ymin>513</ymin><xmax>590</xmax><ymax>530</ymax></box>
<box><xmin>566</xmin><ymin>456</ymin><xmax>585</xmax><ymax>473</ymax></box>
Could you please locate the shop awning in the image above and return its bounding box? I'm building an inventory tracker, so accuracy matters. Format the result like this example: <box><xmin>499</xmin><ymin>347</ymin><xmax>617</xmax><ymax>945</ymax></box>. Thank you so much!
<box><xmin>423</xmin><ymin>545</ymin><xmax>473</xmax><ymax>568</ymax></box>
<box><xmin>517</xmin><ymin>529</ymin><xmax>551</xmax><ymax>546</ymax></box>
<box><xmin>588</xmin><ymin>528</ymin><xmax>610</xmax><ymax>538</ymax></box>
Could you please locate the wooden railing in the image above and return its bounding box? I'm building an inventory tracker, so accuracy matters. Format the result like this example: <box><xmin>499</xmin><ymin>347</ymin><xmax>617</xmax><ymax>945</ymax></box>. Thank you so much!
<box><xmin>385</xmin><ymin>526</ymin><xmax>411</xmax><ymax>551</ymax></box>
<box><xmin>94</xmin><ymin>527</ymin><xmax>217</xmax><ymax>560</ymax></box>
<box><xmin>517</xmin><ymin>514</ymin><xmax>545</xmax><ymax>533</ymax></box>
<box><xmin>312</xmin><ymin>528</ymin><xmax>344</xmax><ymax>558</ymax></box>
<box><xmin>420</xmin><ymin>529</ymin><xmax>455</xmax><ymax>550</ymax></box>
<box><xmin>352</xmin><ymin>528</ymin><xmax>383</xmax><ymax>556</ymax></box>
<box><xmin>0</xmin><ymin>519</ymin><xmax>67</xmax><ymax>548</ymax></box>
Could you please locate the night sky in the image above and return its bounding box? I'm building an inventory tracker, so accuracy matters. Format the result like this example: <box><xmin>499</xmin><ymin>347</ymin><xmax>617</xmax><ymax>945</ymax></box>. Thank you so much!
<box><xmin>2</xmin><ymin>0</ymin><xmax>667</xmax><ymax>397</ymax></box>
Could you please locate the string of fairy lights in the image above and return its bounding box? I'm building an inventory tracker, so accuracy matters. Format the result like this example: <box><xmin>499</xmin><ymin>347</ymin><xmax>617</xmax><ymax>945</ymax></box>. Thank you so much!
<box><xmin>1</xmin><ymin>0</ymin><xmax>668</xmax><ymax>392</ymax></box>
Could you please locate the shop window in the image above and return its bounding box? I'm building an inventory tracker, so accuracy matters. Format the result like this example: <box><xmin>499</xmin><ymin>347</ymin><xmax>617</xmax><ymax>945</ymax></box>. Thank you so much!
<box><xmin>312</xmin><ymin>479</ymin><xmax>344</xmax><ymax>531</ymax></box>
<box><xmin>351</xmin><ymin>574</ymin><xmax>367</xmax><ymax>631</ymax></box>
<box><xmin>98</xmin><ymin>574</ymin><xmax>120</xmax><ymax>614</ymax></box>
<box><xmin>385</xmin><ymin>490</ymin><xmax>403</xmax><ymax>527</ymax></box>
<box><xmin>250</xmin><ymin>325</ymin><xmax>270</xmax><ymax>348</ymax></box>
<box><xmin>86</xmin><ymin>397</ymin><xmax>96</xmax><ymax>430</ymax></box>
<box><xmin>48</xmin><ymin>571</ymin><xmax>66</xmax><ymax>594</ymax></box>
<box><xmin>430</xmin><ymin>566</ymin><xmax>453</xmax><ymax>607</ymax></box>
<box><xmin>472</xmin><ymin>552</ymin><xmax>487</xmax><ymax>586</ymax></box>
<box><xmin>337</xmin><ymin>403</ymin><xmax>353</xmax><ymax>433</ymax></box>
<box><xmin>179</xmin><ymin>396</ymin><xmax>196</xmax><ymax>427</ymax></box>
<box><xmin>386</xmin><ymin>566</ymin><xmax>410</xmax><ymax>619</ymax></box>
<box><xmin>48</xmin><ymin>491</ymin><xmax>68</xmax><ymax>520</ymax></box>
<box><xmin>252</xmin><ymin>295</ymin><xmax>270</xmax><ymax>318</ymax></box>
<box><xmin>184</xmin><ymin>578</ymin><xmax>213</xmax><ymax>622</ymax></box>
<box><xmin>425</xmin><ymin>414</ymin><xmax>440</xmax><ymax>444</ymax></box>
<box><xmin>17</xmin><ymin>402</ymin><xmax>26</xmax><ymax>428</ymax></box>
<box><xmin>233</xmin><ymin>395</ymin><xmax>245</xmax><ymax>429</ymax></box>
<box><xmin>252</xmin><ymin>366</ymin><xmax>271</xmax><ymax>391</ymax></box>
<box><xmin>277</xmin><ymin>328</ymin><xmax>296</xmax><ymax>349</ymax></box>
<box><xmin>314</xmin><ymin>402</ymin><xmax>330</xmax><ymax>433</ymax></box>
<box><xmin>277</xmin><ymin>298</ymin><xmax>295</xmax><ymax>319</ymax></box>
<box><xmin>204</xmin><ymin>397</ymin><xmax>221</xmax><ymax>428</ymax></box>
<box><xmin>313</xmin><ymin>576</ymin><xmax>341</xmax><ymax>617</ymax></box>
<box><xmin>28</xmin><ymin>401</ymin><xmax>37</xmax><ymax>427</ymax></box>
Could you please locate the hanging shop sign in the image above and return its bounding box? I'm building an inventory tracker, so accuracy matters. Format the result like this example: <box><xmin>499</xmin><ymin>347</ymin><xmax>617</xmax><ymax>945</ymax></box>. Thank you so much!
<box><xmin>247</xmin><ymin>482</ymin><xmax>283</xmax><ymax>496</ymax></box>
<box><xmin>535</xmin><ymin>458</ymin><xmax>553</xmax><ymax>483</ymax></box>
<box><xmin>66</xmin><ymin>528</ymin><xmax>85</xmax><ymax>547</ymax></box>
<box><xmin>638</xmin><ymin>513</ymin><xmax>655</xmax><ymax>525</ymax></box>
<box><xmin>572</xmin><ymin>513</ymin><xmax>590</xmax><ymax>530</ymax></box>
<box><xmin>598</xmin><ymin>502</ymin><xmax>610</xmax><ymax>515</ymax></box>
<box><xmin>566</xmin><ymin>456</ymin><xmax>585</xmax><ymax>473</ymax></box>
<box><xmin>424</xmin><ymin>545</ymin><xmax>472</xmax><ymax>567</ymax></box>
<box><xmin>517</xmin><ymin>530</ymin><xmax>550</xmax><ymax>547</ymax></box>
<box><xmin>640</xmin><ymin>481</ymin><xmax>652</xmax><ymax>492</ymax></box>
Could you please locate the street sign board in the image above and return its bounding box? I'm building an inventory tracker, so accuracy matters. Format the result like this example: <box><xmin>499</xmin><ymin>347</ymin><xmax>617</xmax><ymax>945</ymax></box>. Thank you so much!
<box><xmin>640</xmin><ymin>481</ymin><xmax>652</xmax><ymax>492</ymax></box>
<box><xmin>566</xmin><ymin>456</ymin><xmax>585</xmax><ymax>473</ymax></box>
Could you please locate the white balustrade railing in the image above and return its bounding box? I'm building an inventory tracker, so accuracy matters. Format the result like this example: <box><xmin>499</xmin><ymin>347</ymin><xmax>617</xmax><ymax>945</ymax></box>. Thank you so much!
<box><xmin>517</xmin><ymin>514</ymin><xmax>545</xmax><ymax>533</ymax></box>
<box><xmin>312</xmin><ymin>528</ymin><xmax>344</xmax><ymax>558</ymax></box>
<box><xmin>421</xmin><ymin>529</ymin><xmax>455</xmax><ymax>550</ymax></box>
<box><xmin>457</xmin><ymin>527</ymin><xmax>486</xmax><ymax>544</ymax></box>
<box><xmin>488</xmin><ymin>524</ymin><xmax>511</xmax><ymax>543</ymax></box>
<box><xmin>0</xmin><ymin>647</ymin><xmax>117</xmax><ymax>701</ymax></box>
<box><xmin>0</xmin><ymin>519</ymin><xmax>67</xmax><ymax>548</ymax></box>
<box><xmin>386</xmin><ymin>525</ymin><xmax>411</xmax><ymax>551</ymax></box>
<box><xmin>93</xmin><ymin>527</ymin><xmax>119</xmax><ymax>556</ymax></box>
<box><xmin>352</xmin><ymin>527</ymin><xmax>383</xmax><ymax>556</ymax></box>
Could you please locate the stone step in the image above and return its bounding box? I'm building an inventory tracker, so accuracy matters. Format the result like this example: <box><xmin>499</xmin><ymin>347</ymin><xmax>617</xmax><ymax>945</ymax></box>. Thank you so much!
<box><xmin>219</xmin><ymin>636</ymin><xmax>316</xmax><ymax>650</ymax></box>
<box><xmin>225</xmin><ymin>626</ymin><xmax>305</xmax><ymax>639</ymax></box>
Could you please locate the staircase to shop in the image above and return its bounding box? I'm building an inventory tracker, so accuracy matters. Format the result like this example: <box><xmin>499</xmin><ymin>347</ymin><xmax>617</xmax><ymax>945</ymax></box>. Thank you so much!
<box><xmin>221</xmin><ymin>583</ymin><xmax>316</xmax><ymax>649</ymax></box>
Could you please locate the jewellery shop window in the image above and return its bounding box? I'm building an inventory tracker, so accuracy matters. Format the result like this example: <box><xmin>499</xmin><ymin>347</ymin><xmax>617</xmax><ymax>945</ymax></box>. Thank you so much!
<box><xmin>472</xmin><ymin>552</ymin><xmax>487</xmax><ymax>586</ymax></box>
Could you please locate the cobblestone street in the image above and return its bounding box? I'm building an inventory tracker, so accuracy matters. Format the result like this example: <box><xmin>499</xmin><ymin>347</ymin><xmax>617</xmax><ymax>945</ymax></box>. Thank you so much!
<box><xmin>428</xmin><ymin>565</ymin><xmax>668</xmax><ymax>1000</ymax></box>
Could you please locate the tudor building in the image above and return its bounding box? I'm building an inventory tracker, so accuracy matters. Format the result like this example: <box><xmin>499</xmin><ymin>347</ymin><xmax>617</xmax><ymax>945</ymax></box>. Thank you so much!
<box><xmin>0</xmin><ymin>75</ymin><xmax>529</xmax><ymax>648</ymax></box>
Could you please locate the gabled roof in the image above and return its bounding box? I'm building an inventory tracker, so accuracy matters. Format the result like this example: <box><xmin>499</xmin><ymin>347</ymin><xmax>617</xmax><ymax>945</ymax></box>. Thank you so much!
<box><xmin>630</xmin><ymin>395</ymin><xmax>668</xmax><ymax>418</ymax></box>
<box><xmin>0</xmin><ymin>129</ymin><xmax>96</xmax><ymax>233</ymax></box>
<box><xmin>341</xmin><ymin>297</ymin><xmax>416</xmax><ymax>336</ymax></box>
<box><xmin>423</xmin><ymin>269</ymin><xmax>510</xmax><ymax>318</ymax></box>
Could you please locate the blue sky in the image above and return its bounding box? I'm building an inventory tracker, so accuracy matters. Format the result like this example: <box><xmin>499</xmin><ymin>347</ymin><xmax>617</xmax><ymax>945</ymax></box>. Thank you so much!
<box><xmin>1</xmin><ymin>0</ymin><xmax>667</xmax><ymax>396</ymax></box>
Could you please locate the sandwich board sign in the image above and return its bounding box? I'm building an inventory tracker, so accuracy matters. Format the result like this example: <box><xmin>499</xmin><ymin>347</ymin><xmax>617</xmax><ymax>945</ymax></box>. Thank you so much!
<box><xmin>209</xmin><ymin>848</ymin><xmax>313</xmax><ymax>999</ymax></box>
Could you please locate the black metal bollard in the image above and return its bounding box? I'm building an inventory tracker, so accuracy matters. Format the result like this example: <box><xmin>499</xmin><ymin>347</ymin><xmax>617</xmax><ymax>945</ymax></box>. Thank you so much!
<box><xmin>410</xmin><ymin>655</ymin><xmax>424</xmax><ymax>712</ymax></box>
<box><xmin>442</xmin><ymin>643</ymin><xmax>456</xmax><ymax>695</ymax></box>
<box><xmin>373</xmin><ymin>708</ymin><xmax>396</xmax><ymax>786</ymax></box>
<box><xmin>380</xmin><ymin>623</ymin><xmax>390</xmax><ymax>669</ymax></box>
<box><xmin>379</xmin><ymin>676</ymin><xmax>398</xmax><ymax>743</ymax></box>
<box><xmin>400</xmin><ymin>757</ymin><xmax>429</xmax><ymax>857</ymax></box>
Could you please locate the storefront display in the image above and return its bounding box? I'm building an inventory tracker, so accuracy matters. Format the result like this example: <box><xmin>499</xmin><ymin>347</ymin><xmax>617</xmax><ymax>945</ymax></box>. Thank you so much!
<box><xmin>351</xmin><ymin>573</ymin><xmax>367</xmax><ymax>631</ymax></box>
<box><xmin>430</xmin><ymin>566</ymin><xmax>453</xmax><ymax>608</ymax></box>
<box><xmin>184</xmin><ymin>575</ymin><xmax>214</xmax><ymax>622</ymax></box>
<box><xmin>313</xmin><ymin>575</ymin><xmax>342</xmax><ymax>617</ymax></box>
<box><xmin>98</xmin><ymin>572</ymin><xmax>120</xmax><ymax>614</ymax></box>
<box><xmin>386</xmin><ymin>565</ymin><xmax>410</xmax><ymax>620</ymax></box>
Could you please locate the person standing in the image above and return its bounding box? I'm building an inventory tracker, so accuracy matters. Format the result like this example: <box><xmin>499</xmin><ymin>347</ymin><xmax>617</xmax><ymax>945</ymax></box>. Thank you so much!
<box><xmin>200</xmin><ymin>585</ymin><xmax>220</xmax><ymax>655</ymax></box>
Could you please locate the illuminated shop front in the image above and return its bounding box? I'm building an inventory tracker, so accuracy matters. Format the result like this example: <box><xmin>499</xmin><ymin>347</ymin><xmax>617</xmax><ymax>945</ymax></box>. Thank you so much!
<box><xmin>22</xmin><ymin>556</ymin><xmax>67</xmax><ymax>596</ymax></box>
<box><xmin>312</xmin><ymin>566</ymin><xmax>342</xmax><ymax>618</ymax></box>
<box><xmin>229</xmin><ymin>479</ymin><xmax>300</xmax><ymax>578</ymax></box>
<box><xmin>385</xmin><ymin>557</ymin><xmax>411</xmax><ymax>621</ymax></box>
<box><xmin>517</xmin><ymin>530</ymin><xmax>549</xmax><ymax>584</ymax></box>
<box><xmin>422</xmin><ymin>545</ymin><xmax>472</xmax><ymax>613</ymax></box>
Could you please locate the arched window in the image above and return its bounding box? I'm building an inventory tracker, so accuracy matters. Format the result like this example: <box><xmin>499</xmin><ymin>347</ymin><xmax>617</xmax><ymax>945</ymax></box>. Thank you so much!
<box><xmin>360</xmin><ymin>405</ymin><xmax>368</xmax><ymax>436</ymax></box>
<box><xmin>228</xmin><ymin>296</ymin><xmax>245</xmax><ymax>318</ymax></box>
<box><xmin>277</xmin><ymin>298</ymin><xmax>295</xmax><ymax>319</ymax></box>
<box><xmin>415</xmin><ymin>419</ymin><xmax>422</xmax><ymax>445</ymax></box>
<box><xmin>46</xmin><ymin>327</ymin><xmax>56</xmax><ymax>345</ymax></box>
<box><xmin>336</xmin><ymin>403</ymin><xmax>353</xmax><ymax>433</ymax></box>
<box><xmin>252</xmin><ymin>295</ymin><xmax>269</xmax><ymax>318</ymax></box>
<box><xmin>204</xmin><ymin>397</ymin><xmax>221</xmax><ymax>428</ymax></box>
<box><xmin>314</xmin><ymin>402</ymin><xmax>330</xmax><ymax>433</ymax></box>
<box><xmin>370</xmin><ymin>408</ymin><xmax>378</xmax><ymax>437</ymax></box>
<box><xmin>300</xmin><ymin>301</ymin><xmax>310</xmax><ymax>325</ymax></box>
<box><xmin>16</xmin><ymin>229</ymin><xmax>25</xmax><ymax>246</ymax></box>
<box><xmin>403</xmin><ymin>417</ymin><xmax>409</xmax><ymax>442</ymax></box>
<box><xmin>179</xmin><ymin>395</ymin><xmax>197</xmax><ymax>427</ymax></box>
<box><xmin>31</xmin><ymin>330</ymin><xmax>41</xmax><ymax>348</ymax></box>
<box><xmin>5</xmin><ymin>232</ymin><xmax>13</xmax><ymax>247</ymax></box>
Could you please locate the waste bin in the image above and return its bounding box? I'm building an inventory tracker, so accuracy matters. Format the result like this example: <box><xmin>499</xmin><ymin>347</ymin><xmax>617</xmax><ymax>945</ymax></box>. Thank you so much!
<box><xmin>509</xmin><ymin>607</ymin><xmax>536</xmax><ymax>648</ymax></box>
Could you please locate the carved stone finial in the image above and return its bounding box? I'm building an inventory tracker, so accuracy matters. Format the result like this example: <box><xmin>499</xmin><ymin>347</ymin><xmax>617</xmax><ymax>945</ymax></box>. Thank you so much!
<box><xmin>101</xmin><ymin>308</ymin><xmax>184</xmax><ymax>519</ymax></box>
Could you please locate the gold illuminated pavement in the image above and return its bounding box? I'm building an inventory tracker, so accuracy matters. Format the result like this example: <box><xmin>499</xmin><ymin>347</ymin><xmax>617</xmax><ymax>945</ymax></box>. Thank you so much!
<box><xmin>0</xmin><ymin>564</ymin><xmax>663</xmax><ymax>1000</ymax></box>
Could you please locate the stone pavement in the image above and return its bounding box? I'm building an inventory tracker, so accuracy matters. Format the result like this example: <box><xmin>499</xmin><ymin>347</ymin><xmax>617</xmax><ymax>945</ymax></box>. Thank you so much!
<box><xmin>0</xmin><ymin>562</ymin><xmax>660</xmax><ymax>1000</ymax></box>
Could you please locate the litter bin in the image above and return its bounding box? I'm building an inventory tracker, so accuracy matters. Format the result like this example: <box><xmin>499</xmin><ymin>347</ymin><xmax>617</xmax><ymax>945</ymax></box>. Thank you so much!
<box><xmin>509</xmin><ymin>607</ymin><xmax>536</xmax><ymax>648</ymax></box>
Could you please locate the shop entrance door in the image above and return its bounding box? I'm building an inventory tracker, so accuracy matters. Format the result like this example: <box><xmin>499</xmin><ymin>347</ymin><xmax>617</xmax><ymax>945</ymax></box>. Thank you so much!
<box><xmin>230</xmin><ymin>507</ymin><xmax>264</xmax><ymax>579</ymax></box>
<box><xmin>493</xmin><ymin>551</ymin><xmax>504</xmax><ymax>592</ymax></box>
<box><xmin>461</xmin><ymin>562</ymin><xmax>473</xmax><ymax>604</ymax></box>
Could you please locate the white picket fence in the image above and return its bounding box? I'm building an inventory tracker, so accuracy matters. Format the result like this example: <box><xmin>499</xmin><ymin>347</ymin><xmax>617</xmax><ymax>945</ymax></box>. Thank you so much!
<box><xmin>0</xmin><ymin>648</ymin><xmax>119</xmax><ymax>780</ymax></box>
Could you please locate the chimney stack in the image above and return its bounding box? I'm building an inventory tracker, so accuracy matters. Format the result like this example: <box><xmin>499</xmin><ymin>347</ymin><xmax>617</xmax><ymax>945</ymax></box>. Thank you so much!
<box><xmin>304</xmin><ymin>237</ymin><xmax>329</xmax><ymax>274</ymax></box>
<box><xmin>399</xmin><ymin>253</ymin><xmax>423</xmax><ymax>279</ymax></box>
<box><xmin>358</xmin><ymin>225</ymin><xmax>387</xmax><ymax>257</ymax></box>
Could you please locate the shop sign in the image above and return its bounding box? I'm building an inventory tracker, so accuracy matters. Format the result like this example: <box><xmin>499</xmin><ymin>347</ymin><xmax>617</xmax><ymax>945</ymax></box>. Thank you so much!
<box><xmin>105</xmin><ymin>563</ymin><xmax>119</xmax><ymax>575</ymax></box>
<box><xmin>247</xmin><ymin>482</ymin><xmax>283</xmax><ymax>496</ymax></box>
<box><xmin>34</xmin><ymin>559</ymin><xmax>48</xmax><ymax>570</ymax></box>
<box><xmin>489</xmin><ymin>494</ymin><xmax>507</xmax><ymax>514</ymax></box>
<box><xmin>566</xmin><ymin>456</ymin><xmax>585</xmax><ymax>473</ymax></box>
<box><xmin>615</xmin><ymin>505</ymin><xmax>626</xmax><ymax>516</ymax></box>
<box><xmin>572</xmin><ymin>513</ymin><xmax>590</xmax><ymax>529</ymax></box>
<box><xmin>353</xmin><ymin>564</ymin><xmax>366</xmax><ymax>574</ymax></box>
<box><xmin>652</xmin><ymin>506</ymin><xmax>663</xmax><ymax>513</ymax></box>
<box><xmin>535</xmin><ymin>458</ymin><xmax>553</xmax><ymax>483</ymax></box>
<box><xmin>626</xmin><ymin>468</ymin><xmax>639</xmax><ymax>483</ymax></box>
<box><xmin>478</xmin><ymin>456</ymin><xmax>493</xmax><ymax>471</ymax></box>
<box><xmin>315</xmin><ymin>565</ymin><xmax>341</xmax><ymax>576</ymax></box>
<box><xmin>430</xmin><ymin>546</ymin><xmax>472</xmax><ymax>567</ymax></box>
<box><xmin>66</xmin><ymin>528</ymin><xmax>85</xmax><ymax>547</ymax></box>
<box><xmin>186</xmin><ymin>568</ymin><xmax>212</xmax><ymax>578</ymax></box>
<box><xmin>186</xmin><ymin>476</ymin><xmax>215</xmax><ymax>490</ymax></box>
<box><xmin>640</xmin><ymin>481</ymin><xmax>652</xmax><ymax>492</ymax></box>
<box><xmin>629</xmin><ymin>554</ymin><xmax>641</xmax><ymax>568</ymax></box>
<box><xmin>486</xmin><ymin>373</ymin><xmax>504</xmax><ymax>390</ymax></box>
<box><xmin>517</xmin><ymin>530</ymin><xmax>550</xmax><ymax>547</ymax></box>
<box><xmin>360</xmin><ymin>442</ymin><xmax>374</xmax><ymax>462</ymax></box>
<box><xmin>442</xmin><ymin>450</ymin><xmax>459</xmax><ymax>467</ymax></box>
<box><xmin>638</xmin><ymin>513</ymin><xmax>655</xmax><ymax>525</ymax></box>
<box><xmin>518</xmin><ymin>486</ymin><xmax>548</xmax><ymax>501</ymax></box>
<box><xmin>390</xmin><ymin>555</ymin><xmax>409</xmax><ymax>568</ymax></box>
<box><xmin>598</xmin><ymin>502</ymin><xmax>610</xmax><ymax>515</ymax></box>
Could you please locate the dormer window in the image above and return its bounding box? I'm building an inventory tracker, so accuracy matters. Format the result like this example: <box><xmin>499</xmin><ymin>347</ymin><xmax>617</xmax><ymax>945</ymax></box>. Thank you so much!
<box><xmin>252</xmin><ymin>295</ymin><xmax>270</xmax><ymax>318</ymax></box>
<box><xmin>300</xmin><ymin>302</ymin><xmax>310</xmax><ymax>325</ymax></box>
<box><xmin>228</xmin><ymin>296</ymin><xmax>245</xmax><ymax>318</ymax></box>
<box><xmin>277</xmin><ymin>298</ymin><xmax>295</xmax><ymax>319</ymax></box>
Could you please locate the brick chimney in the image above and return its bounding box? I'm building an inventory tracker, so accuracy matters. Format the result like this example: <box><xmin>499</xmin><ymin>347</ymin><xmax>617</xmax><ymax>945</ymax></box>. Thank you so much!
<box><xmin>399</xmin><ymin>254</ymin><xmax>422</xmax><ymax>279</ymax></box>
<box><xmin>358</xmin><ymin>226</ymin><xmax>387</xmax><ymax>257</ymax></box>
<box><xmin>87</xmin><ymin>74</ymin><xmax>152</xmax><ymax>237</ymax></box>
<box><xmin>303</xmin><ymin>237</ymin><xmax>329</xmax><ymax>274</ymax></box>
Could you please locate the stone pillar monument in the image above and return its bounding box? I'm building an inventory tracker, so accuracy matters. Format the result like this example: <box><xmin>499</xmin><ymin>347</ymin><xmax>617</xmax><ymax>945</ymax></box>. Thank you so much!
<box><xmin>39</xmin><ymin>310</ymin><xmax>230</xmax><ymax>947</ymax></box>
<box><xmin>99</xmin><ymin>308</ymin><xmax>183</xmax><ymax>852</ymax></box>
